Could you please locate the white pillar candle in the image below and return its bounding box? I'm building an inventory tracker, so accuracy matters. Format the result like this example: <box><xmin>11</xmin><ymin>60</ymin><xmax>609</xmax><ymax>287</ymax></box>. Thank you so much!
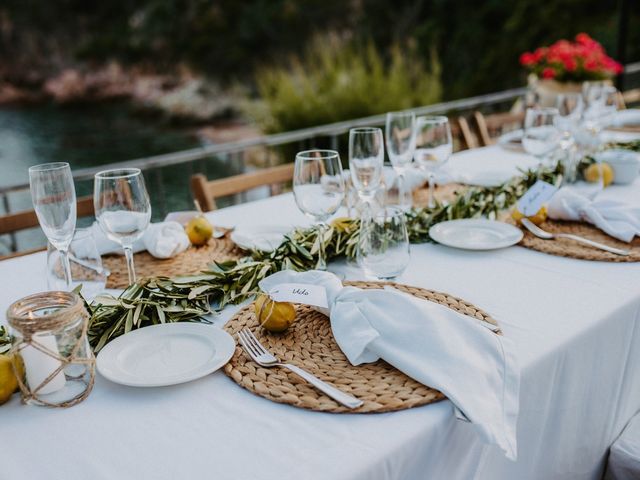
<box><xmin>21</xmin><ymin>333</ymin><xmax>66</xmax><ymax>395</ymax></box>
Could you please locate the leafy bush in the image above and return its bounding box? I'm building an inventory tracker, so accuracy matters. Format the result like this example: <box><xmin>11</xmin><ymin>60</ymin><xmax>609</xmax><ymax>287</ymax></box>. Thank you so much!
<box><xmin>249</xmin><ymin>34</ymin><xmax>442</xmax><ymax>133</ymax></box>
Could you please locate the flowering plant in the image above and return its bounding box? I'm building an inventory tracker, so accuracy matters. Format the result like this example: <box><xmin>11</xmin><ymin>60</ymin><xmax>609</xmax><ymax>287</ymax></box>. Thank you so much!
<box><xmin>520</xmin><ymin>33</ymin><xmax>622</xmax><ymax>83</ymax></box>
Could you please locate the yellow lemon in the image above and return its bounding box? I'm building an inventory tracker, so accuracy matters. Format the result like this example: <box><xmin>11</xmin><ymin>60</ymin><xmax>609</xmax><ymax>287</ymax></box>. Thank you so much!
<box><xmin>254</xmin><ymin>294</ymin><xmax>296</xmax><ymax>333</ymax></box>
<box><xmin>330</xmin><ymin>217</ymin><xmax>354</xmax><ymax>233</ymax></box>
<box><xmin>511</xmin><ymin>205</ymin><xmax>548</xmax><ymax>226</ymax></box>
<box><xmin>0</xmin><ymin>354</ymin><xmax>23</xmax><ymax>405</ymax></box>
<box><xmin>185</xmin><ymin>216</ymin><xmax>213</xmax><ymax>246</ymax></box>
<box><xmin>584</xmin><ymin>163</ymin><xmax>614</xmax><ymax>187</ymax></box>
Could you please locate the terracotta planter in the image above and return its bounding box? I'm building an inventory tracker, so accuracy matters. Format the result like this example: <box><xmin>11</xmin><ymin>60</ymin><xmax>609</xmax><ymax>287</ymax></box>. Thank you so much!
<box><xmin>534</xmin><ymin>79</ymin><xmax>583</xmax><ymax>107</ymax></box>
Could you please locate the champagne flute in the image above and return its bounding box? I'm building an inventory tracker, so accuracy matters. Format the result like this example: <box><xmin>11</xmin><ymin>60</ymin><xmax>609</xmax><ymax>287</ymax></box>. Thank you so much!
<box><xmin>94</xmin><ymin>168</ymin><xmax>151</xmax><ymax>284</ymax></box>
<box><xmin>293</xmin><ymin>150</ymin><xmax>345</xmax><ymax>270</ymax></box>
<box><xmin>414</xmin><ymin>116</ymin><xmax>452</xmax><ymax>208</ymax></box>
<box><xmin>349</xmin><ymin>127</ymin><xmax>384</xmax><ymax>218</ymax></box>
<box><xmin>29</xmin><ymin>162</ymin><xmax>77</xmax><ymax>288</ymax></box>
<box><xmin>385</xmin><ymin>111</ymin><xmax>416</xmax><ymax>210</ymax></box>
<box><xmin>522</xmin><ymin>107</ymin><xmax>560</xmax><ymax>167</ymax></box>
<box><xmin>357</xmin><ymin>206</ymin><xmax>410</xmax><ymax>280</ymax></box>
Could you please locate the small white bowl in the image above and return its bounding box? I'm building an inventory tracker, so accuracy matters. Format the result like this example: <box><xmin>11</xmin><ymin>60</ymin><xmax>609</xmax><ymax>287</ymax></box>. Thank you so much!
<box><xmin>596</xmin><ymin>149</ymin><xmax>640</xmax><ymax>185</ymax></box>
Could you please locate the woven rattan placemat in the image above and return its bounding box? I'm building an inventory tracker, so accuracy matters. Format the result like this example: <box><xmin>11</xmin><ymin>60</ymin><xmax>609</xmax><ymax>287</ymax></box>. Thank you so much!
<box><xmin>223</xmin><ymin>281</ymin><xmax>500</xmax><ymax>413</ymax></box>
<box><xmin>517</xmin><ymin>220</ymin><xmax>640</xmax><ymax>262</ymax></box>
<box><xmin>104</xmin><ymin>237</ymin><xmax>243</xmax><ymax>289</ymax></box>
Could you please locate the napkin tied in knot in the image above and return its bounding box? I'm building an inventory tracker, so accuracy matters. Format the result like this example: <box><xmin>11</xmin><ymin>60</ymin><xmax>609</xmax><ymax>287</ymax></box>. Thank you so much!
<box><xmin>259</xmin><ymin>270</ymin><xmax>520</xmax><ymax>460</ymax></box>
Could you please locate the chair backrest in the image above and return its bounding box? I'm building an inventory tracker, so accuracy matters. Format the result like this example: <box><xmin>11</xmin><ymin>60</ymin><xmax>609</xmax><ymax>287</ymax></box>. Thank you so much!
<box><xmin>622</xmin><ymin>88</ymin><xmax>640</xmax><ymax>108</ymax></box>
<box><xmin>0</xmin><ymin>195</ymin><xmax>95</xmax><ymax>259</ymax></box>
<box><xmin>191</xmin><ymin>163</ymin><xmax>295</xmax><ymax>212</ymax></box>
<box><xmin>456</xmin><ymin>116</ymin><xmax>479</xmax><ymax>150</ymax></box>
<box><xmin>0</xmin><ymin>195</ymin><xmax>94</xmax><ymax>236</ymax></box>
<box><xmin>474</xmin><ymin>111</ymin><xmax>525</xmax><ymax>146</ymax></box>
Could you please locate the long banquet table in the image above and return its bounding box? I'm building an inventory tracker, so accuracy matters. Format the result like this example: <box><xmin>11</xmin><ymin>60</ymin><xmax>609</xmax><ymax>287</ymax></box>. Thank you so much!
<box><xmin>2</xmin><ymin>146</ymin><xmax>640</xmax><ymax>480</ymax></box>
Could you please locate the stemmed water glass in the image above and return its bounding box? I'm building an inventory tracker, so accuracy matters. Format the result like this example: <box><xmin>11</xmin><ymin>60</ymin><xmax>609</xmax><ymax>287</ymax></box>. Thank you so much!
<box><xmin>357</xmin><ymin>206</ymin><xmax>410</xmax><ymax>280</ymax></box>
<box><xmin>555</xmin><ymin>93</ymin><xmax>583</xmax><ymax>182</ymax></box>
<box><xmin>413</xmin><ymin>116</ymin><xmax>452</xmax><ymax>208</ymax></box>
<box><xmin>94</xmin><ymin>168</ymin><xmax>151</xmax><ymax>284</ymax></box>
<box><xmin>522</xmin><ymin>107</ymin><xmax>561</xmax><ymax>167</ymax></box>
<box><xmin>349</xmin><ymin>127</ymin><xmax>384</xmax><ymax>219</ymax></box>
<box><xmin>293</xmin><ymin>150</ymin><xmax>345</xmax><ymax>271</ymax></box>
<box><xmin>29</xmin><ymin>162</ymin><xmax>77</xmax><ymax>288</ymax></box>
<box><xmin>385</xmin><ymin>111</ymin><xmax>416</xmax><ymax>210</ymax></box>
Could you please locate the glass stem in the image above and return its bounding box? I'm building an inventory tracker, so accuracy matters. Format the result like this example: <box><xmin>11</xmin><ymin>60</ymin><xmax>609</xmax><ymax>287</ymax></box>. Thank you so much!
<box><xmin>397</xmin><ymin>172</ymin><xmax>410</xmax><ymax>210</ymax></box>
<box><xmin>124</xmin><ymin>246</ymin><xmax>136</xmax><ymax>285</ymax></box>
<box><xmin>60</xmin><ymin>248</ymin><xmax>73</xmax><ymax>289</ymax></box>
<box><xmin>428</xmin><ymin>173</ymin><xmax>436</xmax><ymax>209</ymax></box>
<box><xmin>316</xmin><ymin>223</ymin><xmax>327</xmax><ymax>271</ymax></box>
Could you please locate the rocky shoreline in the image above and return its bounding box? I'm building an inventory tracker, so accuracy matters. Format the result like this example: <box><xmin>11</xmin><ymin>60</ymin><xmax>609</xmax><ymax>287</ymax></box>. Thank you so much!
<box><xmin>0</xmin><ymin>63</ymin><xmax>241</xmax><ymax>123</ymax></box>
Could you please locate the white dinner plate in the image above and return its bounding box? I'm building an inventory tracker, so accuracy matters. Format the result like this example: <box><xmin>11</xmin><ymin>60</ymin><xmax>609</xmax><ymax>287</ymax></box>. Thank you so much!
<box><xmin>429</xmin><ymin>219</ymin><xmax>523</xmax><ymax>250</ymax></box>
<box><xmin>97</xmin><ymin>323</ymin><xmax>235</xmax><ymax>387</ymax></box>
<box><xmin>231</xmin><ymin>225</ymin><xmax>292</xmax><ymax>251</ymax></box>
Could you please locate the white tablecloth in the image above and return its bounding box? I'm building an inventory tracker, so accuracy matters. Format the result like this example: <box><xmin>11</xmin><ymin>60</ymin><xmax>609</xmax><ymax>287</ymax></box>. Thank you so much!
<box><xmin>2</xmin><ymin>150</ymin><xmax>640</xmax><ymax>480</ymax></box>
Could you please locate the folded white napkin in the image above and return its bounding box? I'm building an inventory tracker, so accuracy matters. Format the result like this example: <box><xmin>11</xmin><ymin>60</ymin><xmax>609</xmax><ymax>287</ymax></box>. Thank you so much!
<box><xmin>259</xmin><ymin>270</ymin><xmax>520</xmax><ymax>460</ymax></box>
<box><xmin>547</xmin><ymin>188</ymin><xmax>640</xmax><ymax>242</ymax></box>
<box><xmin>88</xmin><ymin>221</ymin><xmax>190</xmax><ymax>258</ymax></box>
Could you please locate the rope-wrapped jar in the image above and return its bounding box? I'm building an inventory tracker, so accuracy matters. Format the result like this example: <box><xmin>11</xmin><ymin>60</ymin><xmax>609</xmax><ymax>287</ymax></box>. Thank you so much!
<box><xmin>7</xmin><ymin>291</ymin><xmax>95</xmax><ymax>407</ymax></box>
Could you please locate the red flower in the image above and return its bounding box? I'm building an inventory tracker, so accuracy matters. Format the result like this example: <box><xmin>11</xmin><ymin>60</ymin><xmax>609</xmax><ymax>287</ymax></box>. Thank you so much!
<box><xmin>542</xmin><ymin>67</ymin><xmax>556</xmax><ymax>79</ymax></box>
<box><xmin>519</xmin><ymin>52</ymin><xmax>536</xmax><ymax>66</ymax></box>
<box><xmin>563</xmin><ymin>57</ymin><xmax>577</xmax><ymax>71</ymax></box>
<box><xmin>576</xmin><ymin>33</ymin><xmax>594</xmax><ymax>45</ymax></box>
<box><xmin>584</xmin><ymin>59</ymin><xmax>599</xmax><ymax>71</ymax></box>
<box><xmin>521</xmin><ymin>33</ymin><xmax>621</xmax><ymax>80</ymax></box>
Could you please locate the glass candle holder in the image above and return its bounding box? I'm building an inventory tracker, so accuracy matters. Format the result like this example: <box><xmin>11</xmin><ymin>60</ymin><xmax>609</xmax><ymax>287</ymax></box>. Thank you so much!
<box><xmin>6</xmin><ymin>291</ymin><xmax>95</xmax><ymax>407</ymax></box>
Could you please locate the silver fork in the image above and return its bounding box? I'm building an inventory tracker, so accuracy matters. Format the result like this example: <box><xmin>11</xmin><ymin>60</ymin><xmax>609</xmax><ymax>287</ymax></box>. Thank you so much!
<box><xmin>237</xmin><ymin>328</ymin><xmax>363</xmax><ymax>409</ymax></box>
<box><xmin>521</xmin><ymin>218</ymin><xmax>630</xmax><ymax>256</ymax></box>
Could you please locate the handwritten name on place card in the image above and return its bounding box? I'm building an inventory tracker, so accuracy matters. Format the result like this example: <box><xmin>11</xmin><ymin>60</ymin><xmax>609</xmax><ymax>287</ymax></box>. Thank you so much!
<box><xmin>268</xmin><ymin>283</ymin><xmax>329</xmax><ymax>309</ymax></box>
<box><xmin>516</xmin><ymin>180</ymin><xmax>558</xmax><ymax>216</ymax></box>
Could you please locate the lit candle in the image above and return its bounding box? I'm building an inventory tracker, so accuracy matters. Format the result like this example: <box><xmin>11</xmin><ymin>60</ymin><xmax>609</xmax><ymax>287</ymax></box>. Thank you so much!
<box><xmin>20</xmin><ymin>313</ymin><xmax>66</xmax><ymax>395</ymax></box>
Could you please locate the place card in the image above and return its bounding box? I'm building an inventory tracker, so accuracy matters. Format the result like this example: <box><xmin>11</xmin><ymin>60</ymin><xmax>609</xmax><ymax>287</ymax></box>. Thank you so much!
<box><xmin>516</xmin><ymin>180</ymin><xmax>558</xmax><ymax>216</ymax></box>
<box><xmin>268</xmin><ymin>283</ymin><xmax>329</xmax><ymax>309</ymax></box>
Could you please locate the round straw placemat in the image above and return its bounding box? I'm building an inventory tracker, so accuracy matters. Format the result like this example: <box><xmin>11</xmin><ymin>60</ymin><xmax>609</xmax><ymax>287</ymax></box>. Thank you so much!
<box><xmin>517</xmin><ymin>220</ymin><xmax>640</xmax><ymax>262</ymax></box>
<box><xmin>223</xmin><ymin>281</ymin><xmax>500</xmax><ymax>413</ymax></box>
<box><xmin>104</xmin><ymin>237</ymin><xmax>243</xmax><ymax>289</ymax></box>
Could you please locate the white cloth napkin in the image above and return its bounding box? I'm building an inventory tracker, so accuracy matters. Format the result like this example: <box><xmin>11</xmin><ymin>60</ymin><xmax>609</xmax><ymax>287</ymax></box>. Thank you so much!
<box><xmin>547</xmin><ymin>188</ymin><xmax>640</xmax><ymax>243</ymax></box>
<box><xmin>87</xmin><ymin>221</ymin><xmax>190</xmax><ymax>258</ymax></box>
<box><xmin>259</xmin><ymin>270</ymin><xmax>520</xmax><ymax>460</ymax></box>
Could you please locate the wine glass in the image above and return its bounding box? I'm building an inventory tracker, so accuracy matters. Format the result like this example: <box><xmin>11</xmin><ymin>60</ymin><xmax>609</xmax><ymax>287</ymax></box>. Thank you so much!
<box><xmin>47</xmin><ymin>228</ymin><xmax>108</xmax><ymax>299</ymax></box>
<box><xmin>599</xmin><ymin>86</ymin><xmax>619</xmax><ymax>127</ymax></box>
<box><xmin>582</xmin><ymin>81</ymin><xmax>607</xmax><ymax>116</ymax></box>
<box><xmin>349</xmin><ymin>127</ymin><xmax>384</xmax><ymax>218</ymax></box>
<box><xmin>29</xmin><ymin>162</ymin><xmax>77</xmax><ymax>288</ymax></box>
<box><xmin>385</xmin><ymin>111</ymin><xmax>416</xmax><ymax>210</ymax></box>
<box><xmin>357</xmin><ymin>206</ymin><xmax>410</xmax><ymax>280</ymax></box>
<box><xmin>94</xmin><ymin>168</ymin><xmax>151</xmax><ymax>284</ymax></box>
<box><xmin>555</xmin><ymin>93</ymin><xmax>583</xmax><ymax>182</ymax></box>
<box><xmin>293</xmin><ymin>150</ymin><xmax>345</xmax><ymax>270</ymax></box>
<box><xmin>413</xmin><ymin>116</ymin><xmax>452</xmax><ymax>208</ymax></box>
<box><xmin>522</xmin><ymin>107</ymin><xmax>560</xmax><ymax>167</ymax></box>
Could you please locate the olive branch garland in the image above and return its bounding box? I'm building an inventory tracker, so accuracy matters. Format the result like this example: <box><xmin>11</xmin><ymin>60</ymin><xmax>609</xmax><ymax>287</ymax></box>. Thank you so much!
<box><xmin>86</xmin><ymin>139</ymin><xmax>640</xmax><ymax>352</ymax></box>
<box><xmin>85</xmin><ymin>163</ymin><xmax>564</xmax><ymax>351</ymax></box>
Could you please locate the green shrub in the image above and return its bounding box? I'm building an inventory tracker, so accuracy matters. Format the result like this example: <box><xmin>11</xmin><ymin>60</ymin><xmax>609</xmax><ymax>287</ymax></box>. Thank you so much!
<box><xmin>249</xmin><ymin>34</ymin><xmax>442</xmax><ymax>133</ymax></box>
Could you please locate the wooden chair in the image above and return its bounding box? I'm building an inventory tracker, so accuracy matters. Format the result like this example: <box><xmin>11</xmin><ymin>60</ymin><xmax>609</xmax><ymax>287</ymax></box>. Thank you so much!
<box><xmin>473</xmin><ymin>111</ymin><xmax>525</xmax><ymax>146</ymax></box>
<box><xmin>622</xmin><ymin>88</ymin><xmax>640</xmax><ymax>108</ymax></box>
<box><xmin>456</xmin><ymin>116</ymin><xmax>479</xmax><ymax>150</ymax></box>
<box><xmin>191</xmin><ymin>163</ymin><xmax>295</xmax><ymax>212</ymax></box>
<box><xmin>0</xmin><ymin>195</ymin><xmax>95</xmax><ymax>259</ymax></box>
